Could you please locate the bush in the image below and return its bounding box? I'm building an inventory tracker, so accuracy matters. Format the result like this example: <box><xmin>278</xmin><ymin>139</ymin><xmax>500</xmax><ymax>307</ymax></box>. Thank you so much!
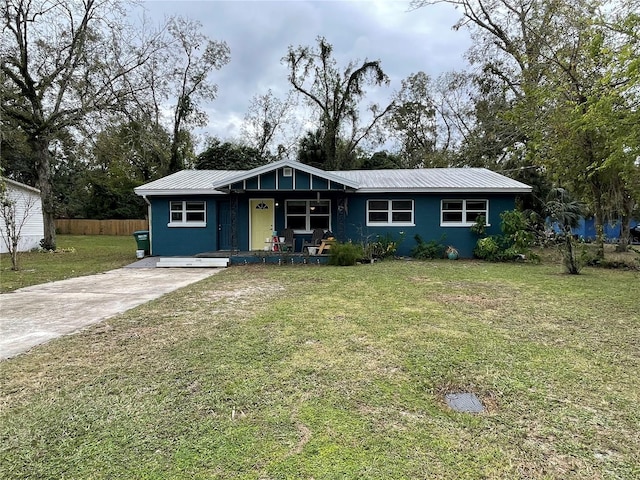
<box><xmin>411</xmin><ymin>235</ymin><xmax>446</xmax><ymax>259</ymax></box>
<box><xmin>474</xmin><ymin>237</ymin><xmax>501</xmax><ymax>260</ymax></box>
<box><xmin>473</xmin><ymin>210</ymin><xmax>538</xmax><ymax>262</ymax></box>
<box><xmin>361</xmin><ymin>231</ymin><xmax>406</xmax><ymax>260</ymax></box>
<box><xmin>328</xmin><ymin>242</ymin><xmax>364</xmax><ymax>266</ymax></box>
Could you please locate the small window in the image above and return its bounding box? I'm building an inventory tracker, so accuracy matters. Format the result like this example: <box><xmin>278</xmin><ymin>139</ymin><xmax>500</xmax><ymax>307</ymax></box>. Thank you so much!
<box><xmin>283</xmin><ymin>167</ymin><xmax>293</xmax><ymax>177</ymax></box>
<box><xmin>367</xmin><ymin>199</ymin><xmax>414</xmax><ymax>226</ymax></box>
<box><xmin>441</xmin><ymin>199</ymin><xmax>488</xmax><ymax>226</ymax></box>
<box><xmin>168</xmin><ymin>200</ymin><xmax>206</xmax><ymax>227</ymax></box>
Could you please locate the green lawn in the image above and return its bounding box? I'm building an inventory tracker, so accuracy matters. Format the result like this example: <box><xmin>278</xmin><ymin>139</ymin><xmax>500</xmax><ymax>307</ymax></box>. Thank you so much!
<box><xmin>1</xmin><ymin>260</ymin><xmax>638</xmax><ymax>479</ymax></box>
<box><xmin>0</xmin><ymin>235</ymin><xmax>136</xmax><ymax>292</ymax></box>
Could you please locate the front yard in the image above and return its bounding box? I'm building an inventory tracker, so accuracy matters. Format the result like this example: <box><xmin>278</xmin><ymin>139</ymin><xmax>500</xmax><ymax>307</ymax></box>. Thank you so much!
<box><xmin>1</xmin><ymin>261</ymin><xmax>638</xmax><ymax>479</ymax></box>
<box><xmin>0</xmin><ymin>235</ymin><xmax>135</xmax><ymax>293</ymax></box>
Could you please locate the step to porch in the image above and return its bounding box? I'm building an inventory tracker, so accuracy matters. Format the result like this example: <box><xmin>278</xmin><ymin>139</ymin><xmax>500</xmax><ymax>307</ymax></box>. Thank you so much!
<box><xmin>157</xmin><ymin>257</ymin><xmax>229</xmax><ymax>268</ymax></box>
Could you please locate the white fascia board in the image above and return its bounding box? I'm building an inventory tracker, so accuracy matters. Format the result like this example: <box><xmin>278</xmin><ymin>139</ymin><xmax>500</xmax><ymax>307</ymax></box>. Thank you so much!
<box><xmin>3</xmin><ymin>177</ymin><xmax>41</xmax><ymax>194</ymax></box>
<box><xmin>354</xmin><ymin>187</ymin><xmax>533</xmax><ymax>194</ymax></box>
<box><xmin>134</xmin><ymin>188</ymin><xmax>226</xmax><ymax>197</ymax></box>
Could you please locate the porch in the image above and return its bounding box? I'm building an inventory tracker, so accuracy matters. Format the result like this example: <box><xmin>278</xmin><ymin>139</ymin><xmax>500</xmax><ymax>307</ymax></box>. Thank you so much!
<box><xmin>195</xmin><ymin>250</ymin><xmax>331</xmax><ymax>265</ymax></box>
<box><xmin>127</xmin><ymin>251</ymin><xmax>331</xmax><ymax>268</ymax></box>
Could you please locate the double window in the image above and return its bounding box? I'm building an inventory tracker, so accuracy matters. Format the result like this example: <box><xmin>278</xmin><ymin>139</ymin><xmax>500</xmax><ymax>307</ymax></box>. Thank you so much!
<box><xmin>285</xmin><ymin>200</ymin><xmax>331</xmax><ymax>231</ymax></box>
<box><xmin>168</xmin><ymin>200</ymin><xmax>206</xmax><ymax>227</ymax></box>
<box><xmin>367</xmin><ymin>200</ymin><xmax>414</xmax><ymax>226</ymax></box>
<box><xmin>441</xmin><ymin>199</ymin><xmax>488</xmax><ymax>226</ymax></box>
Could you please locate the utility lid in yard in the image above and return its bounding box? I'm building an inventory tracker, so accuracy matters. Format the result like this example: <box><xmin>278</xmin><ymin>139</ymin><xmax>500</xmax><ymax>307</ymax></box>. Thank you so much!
<box><xmin>445</xmin><ymin>392</ymin><xmax>485</xmax><ymax>413</ymax></box>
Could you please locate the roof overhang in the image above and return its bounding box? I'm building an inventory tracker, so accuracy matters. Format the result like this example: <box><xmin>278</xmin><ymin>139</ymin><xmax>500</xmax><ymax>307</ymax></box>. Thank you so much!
<box><xmin>2</xmin><ymin>177</ymin><xmax>41</xmax><ymax>195</ymax></box>
<box><xmin>133</xmin><ymin>188</ymin><xmax>227</xmax><ymax>197</ymax></box>
<box><xmin>354</xmin><ymin>187</ymin><xmax>533</xmax><ymax>194</ymax></box>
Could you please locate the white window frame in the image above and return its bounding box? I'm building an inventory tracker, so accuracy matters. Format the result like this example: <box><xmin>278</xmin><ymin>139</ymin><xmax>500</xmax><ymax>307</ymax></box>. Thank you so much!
<box><xmin>168</xmin><ymin>200</ymin><xmax>207</xmax><ymax>227</ymax></box>
<box><xmin>440</xmin><ymin>199</ymin><xmax>489</xmax><ymax>227</ymax></box>
<box><xmin>366</xmin><ymin>199</ymin><xmax>415</xmax><ymax>227</ymax></box>
<box><xmin>285</xmin><ymin>199</ymin><xmax>331</xmax><ymax>233</ymax></box>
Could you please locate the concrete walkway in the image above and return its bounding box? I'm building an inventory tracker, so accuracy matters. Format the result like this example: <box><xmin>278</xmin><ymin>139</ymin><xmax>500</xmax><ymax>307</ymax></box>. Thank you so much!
<box><xmin>0</xmin><ymin>267</ymin><xmax>221</xmax><ymax>360</ymax></box>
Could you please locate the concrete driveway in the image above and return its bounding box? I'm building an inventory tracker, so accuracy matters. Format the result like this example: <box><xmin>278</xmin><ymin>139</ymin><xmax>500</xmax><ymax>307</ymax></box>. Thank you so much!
<box><xmin>0</xmin><ymin>267</ymin><xmax>221</xmax><ymax>360</ymax></box>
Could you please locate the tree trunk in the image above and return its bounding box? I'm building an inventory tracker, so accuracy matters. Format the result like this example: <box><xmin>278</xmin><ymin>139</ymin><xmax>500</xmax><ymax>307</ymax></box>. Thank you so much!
<box><xmin>33</xmin><ymin>137</ymin><xmax>57</xmax><ymax>250</ymax></box>
<box><xmin>617</xmin><ymin>215</ymin><xmax>630</xmax><ymax>252</ymax></box>
<box><xmin>323</xmin><ymin>122</ymin><xmax>339</xmax><ymax>170</ymax></box>
<box><xmin>591</xmin><ymin>185</ymin><xmax>605</xmax><ymax>260</ymax></box>
<box><xmin>616</xmin><ymin>194</ymin><xmax>634</xmax><ymax>252</ymax></box>
<box><xmin>168</xmin><ymin>122</ymin><xmax>183</xmax><ymax>174</ymax></box>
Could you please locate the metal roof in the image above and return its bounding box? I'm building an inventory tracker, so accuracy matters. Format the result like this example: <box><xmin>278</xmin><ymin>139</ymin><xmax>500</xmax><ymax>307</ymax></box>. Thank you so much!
<box><xmin>331</xmin><ymin>168</ymin><xmax>532</xmax><ymax>193</ymax></box>
<box><xmin>134</xmin><ymin>170</ymin><xmax>242</xmax><ymax>196</ymax></box>
<box><xmin>134</xmin><ymin>164</ymin><xmax>531</xmax><ymax>196</ymax></box>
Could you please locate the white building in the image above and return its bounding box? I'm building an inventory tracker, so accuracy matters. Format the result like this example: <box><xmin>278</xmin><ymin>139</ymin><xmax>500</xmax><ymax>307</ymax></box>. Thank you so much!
<box><xmin>0</xmin><ymin>178</ymin><xmax>44</xmax><ymax>253</ymax></box>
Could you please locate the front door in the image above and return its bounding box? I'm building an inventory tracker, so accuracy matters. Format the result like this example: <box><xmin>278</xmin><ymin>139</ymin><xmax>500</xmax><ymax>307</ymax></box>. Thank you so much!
<box><xmin>249</xmin><ymin>199</ymin><xmax>274</xmax><ymax>251</ymax></box>
<box><xmin>218</xmin><ymin>201</ymin><xmax>232</xmax><ymax>250</ymax></box>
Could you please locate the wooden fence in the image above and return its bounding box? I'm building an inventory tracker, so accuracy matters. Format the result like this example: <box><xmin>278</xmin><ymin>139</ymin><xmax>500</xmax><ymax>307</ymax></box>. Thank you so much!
<box><xmin>56</xmin><ymin>219</ymin><xmax>148</xmax><ymax>236</ymax></box>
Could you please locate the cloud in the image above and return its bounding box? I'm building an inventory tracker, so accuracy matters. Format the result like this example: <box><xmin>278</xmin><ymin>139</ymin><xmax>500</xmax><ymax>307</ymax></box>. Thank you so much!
<box><xmin>139</xmin><ymin>0</ymin><xmax>470</xmax><ymax>145</ymax></box>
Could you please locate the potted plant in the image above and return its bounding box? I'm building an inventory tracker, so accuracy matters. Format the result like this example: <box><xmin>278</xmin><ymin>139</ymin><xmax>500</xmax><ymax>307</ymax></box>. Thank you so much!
<box><xmin>446</xmin><ymin>246</ymin><xmax>459</xmax><ymax>260</ymax></box>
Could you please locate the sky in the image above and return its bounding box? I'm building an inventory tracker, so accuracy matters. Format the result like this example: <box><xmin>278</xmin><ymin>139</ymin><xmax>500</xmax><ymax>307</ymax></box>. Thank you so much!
<box><xmin>139</xmin><ymin>0</ymin><xmax>472</xmax><ymax>146</ymax></box>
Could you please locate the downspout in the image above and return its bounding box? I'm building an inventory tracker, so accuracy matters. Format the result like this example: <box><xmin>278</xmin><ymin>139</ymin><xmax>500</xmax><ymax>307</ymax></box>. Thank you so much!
<box><xmin>143</xmin><ymin>195</ymin><xmax>152</xmax><ymax>256</ymax></box>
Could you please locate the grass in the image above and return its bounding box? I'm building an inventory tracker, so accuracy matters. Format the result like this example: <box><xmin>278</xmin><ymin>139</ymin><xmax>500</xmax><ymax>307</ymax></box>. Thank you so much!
<box><xmin>1</xmin><ymin>259</ymin><xmax>638</xmax><ymax>479</ymax></box>
<box><xmin>0</xmin><ymin>235</ymin><xmax>136</xmax><ymax>292</ymax></box>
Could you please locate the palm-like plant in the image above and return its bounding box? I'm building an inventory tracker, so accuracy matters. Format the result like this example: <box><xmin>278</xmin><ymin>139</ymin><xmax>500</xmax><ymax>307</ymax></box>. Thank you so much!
<box><xmin>546</xmin><ymin>188</ymin><xmax>587</xmax><ymax>274</ymax></box>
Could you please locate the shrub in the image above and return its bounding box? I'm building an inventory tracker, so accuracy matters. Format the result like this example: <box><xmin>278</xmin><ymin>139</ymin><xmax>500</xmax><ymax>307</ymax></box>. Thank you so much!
<box><xmin>328</xmin><ymin>242</ymin><xmax>364</xmax><ymax>266</ymax></box>
<box><xmin>473</xmin><ymin>210</ymin><xmax>538</xmax><ymax>262</ymax></box>
<box><xmin>474</xmin><ymin>237</ymin><xmax>501</xmax><ymax>260</ymax></box>
<box><xmin>470</xmin><ymin>214</ymin><xmax>487</xmax><ymax>237</ymax></box>
<box><xmin>411</xmin><ymin>235</ymin><xmax>446</xmax><ymax>259</ymax></box>
<box><xmin>361</xmin><ymin>231</ymin><xmax>406</xmax><ymax>260</ymax></box>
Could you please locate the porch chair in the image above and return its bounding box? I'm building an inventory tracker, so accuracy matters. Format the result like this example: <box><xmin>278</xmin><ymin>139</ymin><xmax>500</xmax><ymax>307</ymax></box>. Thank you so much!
<box><xmin>282</xmin><ymin>228</ymin><xmax>295</xmax><ymax>252</ymax></box>
<box><xmin>302</xmin><ymin>228</ymin><xmax>324</xmax><ymax>253</ymax></box>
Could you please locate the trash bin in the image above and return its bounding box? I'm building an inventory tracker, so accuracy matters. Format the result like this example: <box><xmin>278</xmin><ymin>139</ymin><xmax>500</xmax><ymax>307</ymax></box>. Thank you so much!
<box><xmin>132</xmin><ymin>230</ymin><xmax>150</xmax><ymax>258</ymax></box>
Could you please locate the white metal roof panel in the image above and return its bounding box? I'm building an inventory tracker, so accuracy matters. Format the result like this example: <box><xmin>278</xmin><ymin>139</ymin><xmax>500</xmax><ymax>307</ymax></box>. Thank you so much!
<box><xmin>331</xmin><ymin>168</ymin><xmax>531</xmax><ymax>193</ymax></box>
<box><xmin>134</xmin><ymin>170</ymin><xmax>242</xmax><ymax>196</ymax></box>
<box><xmin>134</xmin><ymin>166</ymin><xmax>532</xmax><ymax>196</ymax></box>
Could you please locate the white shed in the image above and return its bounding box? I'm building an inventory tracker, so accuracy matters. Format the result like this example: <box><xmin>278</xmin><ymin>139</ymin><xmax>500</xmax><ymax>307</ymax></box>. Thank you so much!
<box><xmin>1</xmin><ymin>178</ymin><xmax>44</xmax><ymax>253</ymax></box>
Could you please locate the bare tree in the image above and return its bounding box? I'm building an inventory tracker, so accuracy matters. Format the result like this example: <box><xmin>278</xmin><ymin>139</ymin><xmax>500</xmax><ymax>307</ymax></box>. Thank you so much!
<box><xmin>284</xmin><ymin>36</ymin><xmax>393</xmax><ymax>170</ymax></box>
<box><xmin>241</xmin><ymin>89</ymin><xmax>295</xmax><ymax>160</ymax></box>
<box><xmin>163</xmin><ymin>17</ymin><xmax>230</xmax><ymax>172</ymax></box>
<box><xmin>385</xmin><ymin>72</ymin><xmax>439</xmax><ymax>167</ymax></box>
<box><xmin>1</xmin><ymin>0</ymin><xmax>166</xmax><ymax>249</ymax></box>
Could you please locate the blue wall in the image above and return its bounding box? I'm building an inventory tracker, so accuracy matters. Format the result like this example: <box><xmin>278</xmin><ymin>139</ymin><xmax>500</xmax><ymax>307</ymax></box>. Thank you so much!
<box><xmin>342</xmin><ymin>194</ymin><xmax>516</xmax><ymax>258</ymax></box>
<box><xmin>149</xmin><ymin>196</ymin><xmax>219</xmax><ymax>256</ymax></box>
<box><xmin>149</xmin><ymin>193</ymin><xmax>518</xmax><ymax>258</ymax></box>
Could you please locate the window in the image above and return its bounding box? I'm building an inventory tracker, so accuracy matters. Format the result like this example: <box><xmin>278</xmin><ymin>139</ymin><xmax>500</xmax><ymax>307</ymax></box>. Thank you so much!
<box><xmin>440</xmin><ymin>199</ymin><xmax>488</xmax><ymax>226</ymax></box>
<box><xmin>168</xmin><ymin>200</ymin><xmax>206</xmax><ymax>227</ymax></box>
<box><xmin>367</xmin><ymin>199</ymin><xmax>414</xmax><ymax>226</ymax></box>
<box><xmin>285</xmin><ymin>200</ymin><xmax>330</xmax><ymax>231</ymax></box>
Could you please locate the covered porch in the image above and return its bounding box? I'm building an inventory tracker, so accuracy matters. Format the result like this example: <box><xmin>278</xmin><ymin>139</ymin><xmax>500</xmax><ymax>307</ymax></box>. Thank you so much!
<box><xmin>195</xmin><ymin>249</ymin><xmax>331</xmax><ymax>265</ymax></box>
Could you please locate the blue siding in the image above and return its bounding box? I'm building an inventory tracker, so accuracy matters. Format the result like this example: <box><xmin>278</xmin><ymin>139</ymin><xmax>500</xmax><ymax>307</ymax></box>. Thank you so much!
<box><xmin>261</xmin><ymin>171</ymin><xmax>276</xmax><ymax>189</ymax></box>
<box><xmin>149</xmin><ymin>193</ymin><xmax>519</xmax><ymax>258</ymax></box>
<box><xmin>312</xmin><ymin>176</ymin><xmax>329</xmax><ymax>190</ymax></box>
<box><xmin>295</xmin><ymin>171</ymin><xmax>311</xmax><ymax>189</ymax></box>
<box><xmin>278</xmin><ymin>169</ymin><xmax>294</xmax><ymax>190</ymax></box>
<box><xmin>342</xmin><ymin>194</ymin><xmax>516</xmax><ymax>258</ymax></box>
<box><xmin>149</xmin><ymin>197</ymin><xmax>219</xmax><ymax>256</ymax></box>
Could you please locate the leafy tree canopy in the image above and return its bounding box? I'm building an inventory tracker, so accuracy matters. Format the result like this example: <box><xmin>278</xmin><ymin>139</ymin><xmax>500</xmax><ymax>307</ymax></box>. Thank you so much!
<box><xmin>195</xmin><ymin>139</ymin><xmax>271</xmax><ymax>170</ymax></box>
